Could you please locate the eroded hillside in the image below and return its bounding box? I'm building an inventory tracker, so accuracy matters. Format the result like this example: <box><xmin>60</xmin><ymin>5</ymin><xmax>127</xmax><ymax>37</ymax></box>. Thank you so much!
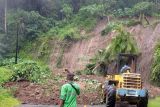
<box><xmin>50</xmin><ymin>19</ymin><xmax>160</xmax><ymax>83</ymax></box>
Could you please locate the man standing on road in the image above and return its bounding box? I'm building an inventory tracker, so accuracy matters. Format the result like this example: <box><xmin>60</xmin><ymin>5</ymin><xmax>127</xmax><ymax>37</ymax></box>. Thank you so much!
<box><xmin>59</xmin><ymin>69</ymin><xmax>80</xmax><ymax>107</ymax></box>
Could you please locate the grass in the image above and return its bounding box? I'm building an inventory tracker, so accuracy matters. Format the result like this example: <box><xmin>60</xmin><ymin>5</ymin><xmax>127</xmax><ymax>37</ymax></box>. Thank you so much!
<box><xmin>149</xmin><ymin>97</ymin><xmax>160</xmax><ymax>107</ymax></box>
<box><xmin>0</xmin><ymin>87</ymin><xmax>20</xmax><ymax>107</ymax></box>
<box><xmin>0</xmin><ymin>67</ymin><xmax>13</xmax><ymax>85</ymax></box>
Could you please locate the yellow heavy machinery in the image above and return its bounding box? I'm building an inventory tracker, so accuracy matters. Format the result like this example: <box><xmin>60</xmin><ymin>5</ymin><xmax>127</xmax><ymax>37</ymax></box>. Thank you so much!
<box><xmin>103</xmin><ymin>53</ymin><xmax>148</xmax><ymax>107</ymax></box>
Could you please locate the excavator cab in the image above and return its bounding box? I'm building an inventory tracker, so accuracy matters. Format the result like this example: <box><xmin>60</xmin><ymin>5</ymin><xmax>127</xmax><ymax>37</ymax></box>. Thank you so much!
<box><xmin>117</xmin><ymin>53</ymin><xmax>138</xmax><ymax>74</ymax></box>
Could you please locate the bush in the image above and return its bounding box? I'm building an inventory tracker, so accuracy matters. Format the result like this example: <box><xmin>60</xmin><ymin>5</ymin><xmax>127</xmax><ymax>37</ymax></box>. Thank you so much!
<box><xmin>84</xmin><ymin>69</ymin><xmax>94</xmax><ymax>75</ymax></box>
<box><xmin>151</xmin><ymin>43</ymin><xmax>160</xmax><ymax>86</ymax></box>
<box><xmin>79</xmin><ymin>4</ymin><xmax>105</xmax><ymax>18</ymax></box>
<box><xmin>101</xmin><ymin>20</ymin><xmax>141</xmax><ymax>36</ymax></box>
<box><xmin>73</xmin><ymin>15</ymin><xmax>97</xmax><ymax>31</ymax></box>
<box><xmin>10</xmin><ymin>60</ymin><xmax>51</xmax><ymax>83</ymax></box>
<box><xmin>0</xmin><ymin>87</ymin><xmax>20</xmax><ymax>107</ymax></box>
<box><xmin>47</xmin><ymin>24</ymin><xmax>81</xmax><ymax>41</ymax></box>
<box><xmin>19</xmin><ymin>36</ymin><xmax>53</xmax><ymax>63</ymax></box>
<box><xmin>0</xmin><ymin>67</ymin><xmax>13</xmax><ymax>85</ymax></box>
<box><xmin>132</xmin><ymin>2</ymin><xmax>153</xmax><ymax>16</ymax></box>
<box><xmin>0</xmin><ymin>58</ymin><xmax>15</xmax><ymax>67</ymax></box>
<box><xmin>101</xmin><ymin>22</ymin><xmax>121</xmax><ymax>36</ymax></box>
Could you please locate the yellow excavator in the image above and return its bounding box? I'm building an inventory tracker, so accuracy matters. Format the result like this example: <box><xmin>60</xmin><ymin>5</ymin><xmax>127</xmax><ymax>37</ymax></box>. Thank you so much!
<box><xmin>102</xmin><ymin>53</ymin><xmax>148</xmax><ymax>107</ymax></box>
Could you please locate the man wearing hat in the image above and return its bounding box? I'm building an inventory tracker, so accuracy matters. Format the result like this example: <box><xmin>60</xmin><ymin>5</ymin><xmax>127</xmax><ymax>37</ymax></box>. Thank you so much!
<box><xmin>59</xmin><ymin>69</ymin><xmax>80</xmax><ymax>107</ymax></box>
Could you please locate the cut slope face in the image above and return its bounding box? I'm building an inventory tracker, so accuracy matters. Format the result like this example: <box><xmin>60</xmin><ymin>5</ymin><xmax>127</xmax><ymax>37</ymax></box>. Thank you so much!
<box><xmin>61</xmin><ymin>19</ymin><xmax>115</xmax><ymax>71</ymax></box>
<box><xmin>130</xmin><ymin>24</ymin><xmax>160</xmax><ymax>82</ymax></box>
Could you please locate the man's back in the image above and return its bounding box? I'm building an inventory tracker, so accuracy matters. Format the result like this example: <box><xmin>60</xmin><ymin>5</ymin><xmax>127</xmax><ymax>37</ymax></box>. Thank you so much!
<box><xmin>60</xmin><ymin>82</ymin><xmax>80</xmax><ymax>107</ymax></box>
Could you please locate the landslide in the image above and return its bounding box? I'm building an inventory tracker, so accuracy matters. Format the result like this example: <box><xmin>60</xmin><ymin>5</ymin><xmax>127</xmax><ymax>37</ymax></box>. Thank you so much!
<box><xmin>50</xmin><ymin>18</ymin><xmax>115</xmax><ymax>72</ymax></box>
<box><xmin>7</xmin><ymin>19</ymin><xmax>160</xmax><ymax>105</ymax></box>
<box><xmin>50</xmin><ymin>20</ymin><xmax>160</xmax><ymax>83</ymax></box>
<box><xmin>50</xmin><ymin>19</ymin><xmax>160</xmax><ymax>97</ymax></box>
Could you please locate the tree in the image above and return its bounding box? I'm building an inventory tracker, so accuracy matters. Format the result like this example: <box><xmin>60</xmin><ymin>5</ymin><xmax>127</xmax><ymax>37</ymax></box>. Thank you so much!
<box><xmin>4</xmin><ymin>0</ymin><xmax>7</xmax><ymax>33</ymax></box>
<box><xmin>61</xmin><ymin>4</ymin><xmax>73</xmax><ymax>20</ymax></box>
<box><xmin>71</xmin><ymin>0</ymin><xmax>80</xmax><ymax>13</ymax></box>
<box><xmin>132</xmin><ymin>2</ymin><xmax>153</xmax><ymax>24</ymax></box>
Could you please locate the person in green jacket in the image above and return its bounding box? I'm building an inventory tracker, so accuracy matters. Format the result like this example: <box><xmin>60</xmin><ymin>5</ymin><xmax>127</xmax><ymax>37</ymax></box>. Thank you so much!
<box><xmin>59</xmin><ymin>69</ymin><xmax>80</xmax><ymax>107</ymax></box>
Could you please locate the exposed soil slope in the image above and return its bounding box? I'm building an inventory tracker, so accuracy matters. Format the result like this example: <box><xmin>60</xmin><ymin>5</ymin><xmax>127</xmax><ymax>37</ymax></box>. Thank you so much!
<box><xmin>50</xmin><ymin>20</ymin><xmax>160</xmax><ymax>83</ymax></box>
<box><xmin>130</xmin><ymin>24</ymin><xmax>160</xmax><ymax>82</ymax></box>
<box><xmin>50</xmin><ymin>19</ymin><xmax>116</xmax><ymax>72</ymax></box>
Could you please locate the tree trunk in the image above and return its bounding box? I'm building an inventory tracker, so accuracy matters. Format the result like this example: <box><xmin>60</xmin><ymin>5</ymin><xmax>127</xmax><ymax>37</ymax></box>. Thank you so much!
<box><xmin>107</xmin><ymin>16</ymin><xmax>110</xmax><ymax>24</ymax></box>
<box><xmin>71</xmin><ymin>0</ymin><xmax>80</xmax><ymax>13</ymax></box>
<box><xmin>4</xmin><ymin>0</ymin><xmax>7</xmax><ymax>33</ymax></box>
<box><xmin>144</xmin><ymin>16</ymin><xmax>150</xmax><ymax>25</ymax></box>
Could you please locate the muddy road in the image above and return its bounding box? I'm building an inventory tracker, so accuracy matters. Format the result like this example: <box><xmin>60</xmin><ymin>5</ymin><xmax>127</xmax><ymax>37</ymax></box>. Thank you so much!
<box><xmin>21</xmin><ymin>104</ymin><xmax>136</xmax><ymax>107</ymax></box>
<box><xmin>20</xmin><ymin>105</ymin><xmax>105</xmax><ymax>107</ymax></box>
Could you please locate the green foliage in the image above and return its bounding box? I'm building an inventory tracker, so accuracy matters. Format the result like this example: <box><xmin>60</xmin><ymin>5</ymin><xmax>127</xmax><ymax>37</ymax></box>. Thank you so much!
<box><xmin>57</xmin><ymin>24</ymin><xmax>80</xmax><ymax>40</ymax></box>
<box><xmin>108</xmin><ymin>27</ymin><xmax>138</xmax><ymax>59</ymax></box>
<box><xmin>132</xmin><ymin>2</ymin><xmax>153</xmax><ymax>16</ymax></box>
<box><xmin>0</xmin><ymin>87</ymin><xmax>20</xmax><ymax>107</ymax></box>
<box><xmin>84</xmin><ymin>69</ymin><xmax>94</xmax><ymax>75</ymax></box>
<box><xmin>0</xmin><ymin>34</ymin><xmax>7</xmax><ymax>57</ymax></box>
<box><xmin>0</xmin><ymin>9</ymin><xmax>54</xmax><ymax>58</ymax></box>
<box><xmin>47</xmin><ymin>16</ymin><xmax>96</xmax><ymax>40</ymax></box>
<box><xmin>113</xmin><ymin>2</ymin><xmax>154</xmax><ymax>17</ymax></box>
<box><xmin>0</xmin><ymin>68</ymin><xmax>13</xmax><ymax>85</ymax></box>
<box><xmin>19</xmin><ymin>36</ymin><xmax>53</xmax><ymax>63</ymax></box>
<box><xmin>7</xmin><ymin>9</ymin><xmax>52</xmax><ymax>40</ymax></box>
<box><xmin>36</xmin><ymin>38</ymin><xmax>52</xmax><ymax>62</ymax></box>
<box><xmin>0</xmin><ymin>57</ymin><xmax>52</xmax><ymax>84</ymax></box>
<box><xmin>0</xmin><ymin>58</ymin><xmax>16</xmax><ymax>67</ymax></box>
<box><xmin>79</xmin><ymin>4</ymin><xmax>105</xmax><ymax>17</ymax></box>
<box><xmin>72</xmin><ymin>14</ymin><xmax>97</xmax><ymax>31</ymax></box>
<box><xmin>113</xmin><ymin>8</ymin><xmax>133</xmax><ymax>17</ymax></box>
<box><xmin>10</xmin><ymin>60</ymin><xmax>51</xmax><ymax>83</ymax></box>
<box><xmin>47</xmin><ymin>24</ymin><xmax>80</xmax><ymax>40</ymax></box>
<box><xmin>151</xmin><ymin>43</ymin><xmax>160</xmax><ymax>86</ymax></box>
<box><xmin>61</xmin><ymin>4</ymin><xmax>73</xmax><ymax>20</ymax></box>
<box><xmin>101</xmin><ymin>22</ymin><xmax>120</xmax><ymax>36</ymax></box>
<box><xmin>101</xmin><ymin>19</ymin><xmax>141</xmax><ymax>36</ymax></box>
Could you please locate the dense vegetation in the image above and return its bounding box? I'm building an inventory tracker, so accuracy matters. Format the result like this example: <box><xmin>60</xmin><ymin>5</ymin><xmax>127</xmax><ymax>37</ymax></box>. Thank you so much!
<box><xmin>0</xmin><ymin>0</ymin><xmax>159</xmax><ymax>58</ymax></box>
<box><xmin>151</xmin><ymin>43</ymin><xmax>160</xmax><ymax>86</ymax></box>
<box><xmin>0</xmin><ymin>58</ymin><xmax>51</xmax><ymax>83</ymax></box>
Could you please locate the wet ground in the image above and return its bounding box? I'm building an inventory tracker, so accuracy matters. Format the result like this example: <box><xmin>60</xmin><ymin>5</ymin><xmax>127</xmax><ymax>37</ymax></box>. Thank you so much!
<box><xmin>20</xmin><ymin>104</ymin><xmax>137</xmax><ymax>107</ymax></box>
<box><xmin>21</xmin><ymin>105</ymin><xmax>105</xmax><ymax>107</ymax></box>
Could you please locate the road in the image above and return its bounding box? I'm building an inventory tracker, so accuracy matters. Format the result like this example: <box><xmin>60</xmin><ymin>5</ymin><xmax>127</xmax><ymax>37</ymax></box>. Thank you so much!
<box><xmin>20</xmin><ymin>105</ymin><xmax>105</xmax><ymax>107</ymax></box>
<box><xmin>20</xmin><ymin>104</ymin><xmax>136</xmax><ymax>107</ymax></box>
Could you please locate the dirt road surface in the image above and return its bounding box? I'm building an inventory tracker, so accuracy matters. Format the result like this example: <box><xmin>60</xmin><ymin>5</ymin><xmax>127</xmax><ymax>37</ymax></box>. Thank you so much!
<box><xmin>20</xmin><ymin>105</ymin><xmax>105</xmax><ymax>107</ymax></box>
<box><xmin>21</xmin><ymin>104</ymin><xmax>137</xmax><ymax>107</ymax></box>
